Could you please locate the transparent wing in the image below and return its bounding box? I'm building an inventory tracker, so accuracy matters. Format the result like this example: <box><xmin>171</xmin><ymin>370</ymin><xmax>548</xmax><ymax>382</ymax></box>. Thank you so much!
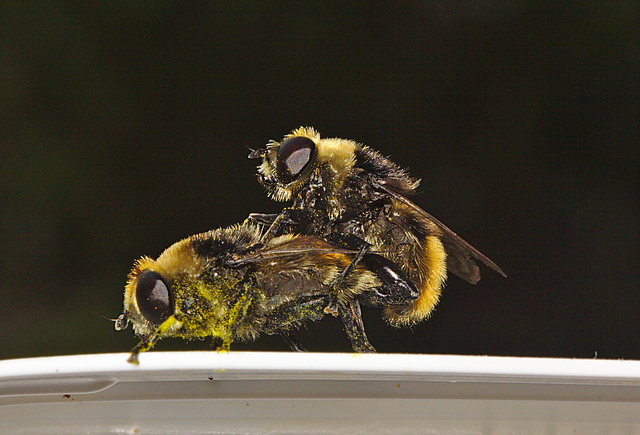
<box><xmin>372</xmin><ymin>180</ymin><xmax>506</xmax><ymax>283</ymax></box>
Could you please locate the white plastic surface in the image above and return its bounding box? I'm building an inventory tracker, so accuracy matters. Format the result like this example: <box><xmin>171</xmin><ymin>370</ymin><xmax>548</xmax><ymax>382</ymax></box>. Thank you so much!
<box><xmin>2</xmin><ymin>352</ymin><xmax>640</xmax><ymax>433</ymax></box>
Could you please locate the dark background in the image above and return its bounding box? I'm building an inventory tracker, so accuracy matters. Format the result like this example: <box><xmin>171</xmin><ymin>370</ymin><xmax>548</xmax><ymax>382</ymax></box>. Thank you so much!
<box><xmin>1</xmin><ymin>2</ymin><xmax>638</xmax><ymax>361</ymax></box>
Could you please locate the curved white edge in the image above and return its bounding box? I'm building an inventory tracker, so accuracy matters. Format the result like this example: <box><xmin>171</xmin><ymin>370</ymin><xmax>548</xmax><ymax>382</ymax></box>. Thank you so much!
<box><xmin>1</xmin><ymin>352</ymin><xmax>640</xmax><ymax>386</ymax></box>
<box><xmin>3</xmin><ymin>353</ymin><xmax>640</xmax><ymax>433</ymax></box>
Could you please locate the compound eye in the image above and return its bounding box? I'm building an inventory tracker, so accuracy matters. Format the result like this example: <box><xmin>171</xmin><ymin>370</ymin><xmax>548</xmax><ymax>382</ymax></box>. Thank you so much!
<box><xmin>276</xmin><ymin>136</ymin><xmax>316</xmax><ymax>184</ymax></box>
<box><xmin>136</xmin><ymin>271</ymin><xmax>174</xmax><ymax>326</ymax></box>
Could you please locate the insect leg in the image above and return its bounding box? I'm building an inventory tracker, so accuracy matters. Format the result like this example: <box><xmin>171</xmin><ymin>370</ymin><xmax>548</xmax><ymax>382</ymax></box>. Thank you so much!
<box><xmin>220</xmin><ymin>284</ymin><xmax>256</xmax><ymax>350</ymax></box>
<box><xmin>359</xmin><ymin>254</ymin><xmax>420</xmax><ymax>306</ymax></box>
<box><xmin>329</xmin><ymin>235</ymin><xmax>369</xmax><ymax>289</ymax></box>
<box><xmin>337</xmin><ymin>299</ymin><xmax>376</xmax><ymax>353</ymax></box>
<box><xmin>278</xmin><ymin>330</ymin><xmax>308</xmax><ymax>352</ymax></box>
<box><xmin>245</xmin><ymin>213</ymin><xmax>279</xmax><ymax>228</ymax></box>
<box><xmin>323</xmin><ymin>233</ymin><xmax>370</xmax><ymax>316</ymax></box>
<box><xmin>249</xmin><ymin>208</ymin><xmax>313</xmax><ymax>241</ymax></box>
<box><xmin>127</xmin><ymin>315</ymin><xmax>182</xmax><ymax>364</ymax></box>
<box><xmin>329</xmin><ymin>231</ymin><xmax>420</xmax><ymax>307</ymax></box>
<box><xmin>263</xmin><ymin>295</ymin><xmax>331</xmax><ymax>351</ymax></box>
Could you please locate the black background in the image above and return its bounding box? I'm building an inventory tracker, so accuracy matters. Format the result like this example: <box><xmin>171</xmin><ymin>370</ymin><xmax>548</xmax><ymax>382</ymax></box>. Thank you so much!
<box><xmin>1</xmin><ymin>2</ymin><xmax>638</xmax><ymax>360</ymax></box>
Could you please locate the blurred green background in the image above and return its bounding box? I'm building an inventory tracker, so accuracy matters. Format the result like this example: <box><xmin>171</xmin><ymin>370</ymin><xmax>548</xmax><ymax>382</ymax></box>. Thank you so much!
<box><xmin>1</xmin><ymin>2</ymin><xmax>638</xmax><ymax>360</ymax></box>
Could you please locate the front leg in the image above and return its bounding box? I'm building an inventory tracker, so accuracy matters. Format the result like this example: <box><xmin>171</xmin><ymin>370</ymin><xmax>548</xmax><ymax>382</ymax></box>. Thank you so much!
<box><xmin>127</xmin><ymin>315</ymin><xmax>182</xmax><ymax>364</ymax></box>
<box><xmin>246</xmin><ymin>213</ymin><xmax>279</xmax><ymax>228</ymax></box>
<box><xmin>246</xmin><ymin>208</ymin><xmax>310</xmax><ymax>240</ymax></box>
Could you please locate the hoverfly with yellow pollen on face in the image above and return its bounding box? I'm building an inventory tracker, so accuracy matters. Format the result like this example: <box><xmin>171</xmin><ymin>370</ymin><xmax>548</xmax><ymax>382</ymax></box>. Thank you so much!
<box><xmin>116</xmin><ymin>222</ymin><xmax>424</xmax><ymax>362</ymax></box>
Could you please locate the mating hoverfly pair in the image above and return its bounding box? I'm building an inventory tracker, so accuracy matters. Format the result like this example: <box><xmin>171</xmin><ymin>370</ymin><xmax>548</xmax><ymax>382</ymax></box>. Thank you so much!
<box><xmin>116</xmin><ymin>127</ymin><xmax>505</xmax><ymax>362</ymax></box>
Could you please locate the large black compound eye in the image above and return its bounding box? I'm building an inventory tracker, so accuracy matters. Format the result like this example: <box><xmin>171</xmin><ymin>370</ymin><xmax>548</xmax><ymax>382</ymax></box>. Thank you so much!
<box><xmin>136</xmin><ymin>271</ymin><xmax>174</xmax><ymax>326</ymax></box>
<box><xmin>276</xmin><ymin>136</ymin><xmax>317</xmax><ymax>184</ymax></box>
